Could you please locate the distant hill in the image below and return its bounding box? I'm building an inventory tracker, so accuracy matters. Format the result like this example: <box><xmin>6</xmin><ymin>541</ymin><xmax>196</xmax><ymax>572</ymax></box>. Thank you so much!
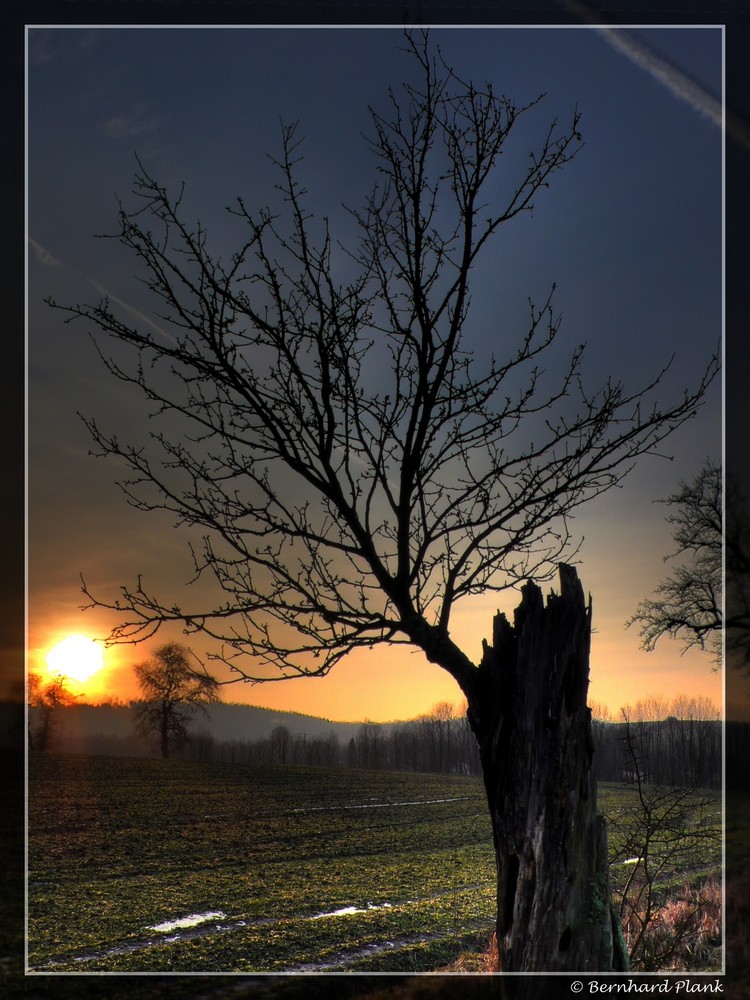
<box><xmin>189</xmin><ymin>701</ymin><xmax>366</xmax><ymax>743</ymax></box>
<box><xmin>41</xmin><ymin>700</ymin><xmax>369</xmax><ymax>748</ymax></box>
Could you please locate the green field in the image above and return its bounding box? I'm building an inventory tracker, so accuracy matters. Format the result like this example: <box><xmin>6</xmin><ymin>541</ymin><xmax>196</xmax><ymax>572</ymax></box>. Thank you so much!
<box><xmin>27</xmin><ymin>755</ymin><xmax>497</xmax><ymax>973</ymax></box>
<box><xmin>26</xmin><ymin>754</ymin><xmax>721</xmax><ymax>974</ymax></box>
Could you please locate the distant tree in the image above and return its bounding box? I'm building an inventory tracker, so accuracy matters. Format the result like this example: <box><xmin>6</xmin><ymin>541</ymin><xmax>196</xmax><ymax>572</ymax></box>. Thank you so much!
<box><xmin>28</xmin><ymin>671</ymin><xmax>76</xmax><ymax>751</ymax></box>
<box><xmin>270</xmin><ymin>724</ymin><xmax>290</xmax><ymax>764</ymax></box>
<box><xmin>324</xmin><ymin>730</ymin><xmax>341</xmax><ymax>768</ymax></box>
<box><xmin>428</xmin><ymin>700</ymin><xmax>455</xmax><ymax>772</ymax></box>
<box><xmin>617</xmin><ymin>697</ymin><xmax>720</xmax><ymax>790</ymax></box>
<box><xmin>186</xmin><ymin>727</ymin><xmax>216</xmax><ymax>763</ymax></box>
<box><xmin>356</xmin><ymin>720</ymin><xmax>382</xmax><ymax>770</ymax></box>
<box><xmin>57</xmin><ymin>32</ymin><xmax>716</xmax><ymax>972</ymax></box>
<box><xmin>589</xmin><ymin>701</ymin><xmax>619</xmax><ymax>784</ymax></box>
<box><xmin>133</xmin><ymin>643</ymin><xmax>219</xmax><ymax>758</ymax></box>
<box><xmin>628</xmin><ymin>461</ymin><xmax>722</xmax><ymax>665</ymax></box>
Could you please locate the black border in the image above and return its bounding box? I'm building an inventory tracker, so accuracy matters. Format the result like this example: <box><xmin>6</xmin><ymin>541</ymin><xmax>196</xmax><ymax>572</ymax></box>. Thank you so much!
<box><xmin>7</xmin><ymin>3</ymin><xmax>750</xmax><ymax>998</ymax></box>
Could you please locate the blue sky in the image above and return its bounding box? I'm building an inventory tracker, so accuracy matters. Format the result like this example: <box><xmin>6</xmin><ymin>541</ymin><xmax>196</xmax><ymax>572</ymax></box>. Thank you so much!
<box><xmin>27</xmin><ymin>26</ymin><xmax>723</xmax><ymax>720</ymax></box>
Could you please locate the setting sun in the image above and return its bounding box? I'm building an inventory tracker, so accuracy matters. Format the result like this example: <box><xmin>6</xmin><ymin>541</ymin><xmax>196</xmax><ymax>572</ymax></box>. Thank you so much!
<box><xmin>46</xmin><ymin>635</ymin><xmax>104</xmax><ymax>683</ymax></box>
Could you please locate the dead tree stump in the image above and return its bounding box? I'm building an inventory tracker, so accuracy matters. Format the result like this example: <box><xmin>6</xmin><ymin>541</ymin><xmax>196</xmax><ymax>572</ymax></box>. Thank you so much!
<box><xmin>467</xmin><ymin>564</ymin><xmax>629</xmax><ymax>973</ymax></box>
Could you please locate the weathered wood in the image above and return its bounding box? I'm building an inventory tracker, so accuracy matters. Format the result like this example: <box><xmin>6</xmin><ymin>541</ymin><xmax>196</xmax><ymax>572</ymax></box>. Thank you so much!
<box><xmin>467</xmin><ymin>564</ymin><xmax>629</xmax><ymax>973</ymax></box>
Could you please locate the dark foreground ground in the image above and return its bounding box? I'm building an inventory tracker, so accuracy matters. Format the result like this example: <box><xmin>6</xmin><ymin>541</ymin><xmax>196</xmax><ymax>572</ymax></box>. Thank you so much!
<box><xmin>6</xmin><ymin>749</ymin><xmax>750</xmax><ymax>997</ymax></box>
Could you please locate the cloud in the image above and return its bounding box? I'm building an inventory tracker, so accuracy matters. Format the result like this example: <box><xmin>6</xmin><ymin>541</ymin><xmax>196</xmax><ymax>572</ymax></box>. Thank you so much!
<box><xmin>558</xmin><ymin>2</ymin><xmax>750</xmax><ymax>156</ymax></box>
<box><xmin>101</xmin><ymin>110</ymin><xmax>160</xmax><ymax>140</ymax></box>
<box><xmin>27</xmin><ymin>28</ymin><xmax>101</xmax><ymax>67</ymax></box>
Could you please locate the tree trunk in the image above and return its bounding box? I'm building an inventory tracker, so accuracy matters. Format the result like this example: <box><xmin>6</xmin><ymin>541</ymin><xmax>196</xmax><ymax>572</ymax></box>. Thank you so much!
<box><xmin>160</xmin><ymin>707</ymin><xmax>169</xmax><ymax>759</ymax></box>
<box><xmin>467</xmin><ymin>564</ymin><xmax>628</xmax><ymax>973</ymax></box>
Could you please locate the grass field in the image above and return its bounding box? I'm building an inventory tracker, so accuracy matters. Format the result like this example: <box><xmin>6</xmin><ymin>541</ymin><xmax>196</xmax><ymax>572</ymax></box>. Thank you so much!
<box><xmin>26</xmin><ymin>754</ymin><xmax>721</xmax><ymax>974</ymax></box>
<box><xmin>28</xmin><ymin>754</ymin><xmax>497</xmax><ymax>973</ymax></box>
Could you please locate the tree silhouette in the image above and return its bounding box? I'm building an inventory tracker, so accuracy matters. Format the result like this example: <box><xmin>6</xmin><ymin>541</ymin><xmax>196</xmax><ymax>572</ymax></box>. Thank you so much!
<box><xmin>628</xmin><ymin>460</ymin><xmax>722</xmax><ymax>665</ymax></box>
<box><xmin>28</xmin><ymin>671</ymin><xmax>76</xmax><ymax>752</ymax></box>
<box><xmin>269</xmin><ymin>724</ymin><xmax>290</xmax><ymax>764</ymax></box>
<box><xmin>54</xmin><ymin>33</ymin><xmax>716</xmax><ymax>971</ymax></box>
<box><xmin>133</xmin><ymin>643</ymin><xmax>219</xmax><ymax>759</ymax></box>
<box><xmin>629</xmin><ymin>458</ymin><xmax>750</xmax><ymax>686</ymax></box>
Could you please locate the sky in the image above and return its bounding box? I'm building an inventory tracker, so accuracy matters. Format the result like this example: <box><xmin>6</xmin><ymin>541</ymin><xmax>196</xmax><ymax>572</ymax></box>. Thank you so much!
<box><xmin>26</xmin><ymin>25</ymin><xmax>725</xmax><ymax>723</ymax></box>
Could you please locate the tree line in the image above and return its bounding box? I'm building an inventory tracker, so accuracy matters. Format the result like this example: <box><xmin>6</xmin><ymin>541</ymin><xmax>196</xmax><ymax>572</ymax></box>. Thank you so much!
<box><xmin>28</xmin><ymin>642</ymin><xmax>719</xmax><ymax>791</ymax></box>
<box><xmin>29</xmin><ymin>652</ymin><xmax>720</xmax><ymax>790</ymax></box>
<box><xmin>177</xmin><ymin>696</ymin><xmax>721</xmax><ymax>790</ymax></box>
<box><xmin>591</xmin><ymin>697</ymin><xmax>721</xmax><ymax>790</ymax></box>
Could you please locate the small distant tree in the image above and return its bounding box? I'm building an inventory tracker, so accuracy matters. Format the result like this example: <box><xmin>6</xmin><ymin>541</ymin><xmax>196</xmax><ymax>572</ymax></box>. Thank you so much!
<box><xmin>133</xmin><ymin>642</ymin><xmax>219</xmax><ymax>758</ymax></box>
<box><xmin>355</xmin><ymin>720</ymin><xmax>382</xmax><ymax>769</ymax></box>
<box><xmin>429</xmin><ymin>700</ymin><xmax>455</xmax><ymax>773</ymax></box>
<box><xmin>628</xmin><ymin>461</ymin><xmax>722</xmax><ymax>665</ymax></box>
<box><xmin>270</xmin><ymin>724</ymin><xmax>290</xmax><ymax>764</ymax></box>
<box><xmin>28</xmin><ymin>671</ymin><xmax>76</xmax><ymax>751</ymax></box>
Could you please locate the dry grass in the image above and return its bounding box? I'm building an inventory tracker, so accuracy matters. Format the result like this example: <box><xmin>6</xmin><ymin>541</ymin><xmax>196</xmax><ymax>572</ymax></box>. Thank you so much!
<box><xmin>440</xmin><ymin>931</ymin><xmax>497</xmax><ymax>973</ymax></box>
<box><xmin>624</xmin><ymin>878</ymin><xmax>722</xmax><ymax>971</ymax></box>
<box><xmin>444</xmin><ymin>878</ymin><xmax>724</xmax><ymax>976</ymax></box>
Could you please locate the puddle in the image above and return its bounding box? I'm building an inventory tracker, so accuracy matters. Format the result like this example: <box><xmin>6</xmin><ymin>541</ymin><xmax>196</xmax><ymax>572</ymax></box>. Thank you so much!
<box><xmin>291</xmin><ymin>796</ymin><xmax>470</xmax><ymax>814</ymax></box>
<box><xmin>311</xmin><ymin>902</ymin><xmax>393</xmax><ymax>919</ymax></box>
<box><xmin>30</xmin><ymin>916</ymin><xmax>260</xmax><ymax>969</ymax></box>
<box><xmin>149</xmin><ymin>911</ymin><xmax>226</xmax><ymax>933</ymax></box>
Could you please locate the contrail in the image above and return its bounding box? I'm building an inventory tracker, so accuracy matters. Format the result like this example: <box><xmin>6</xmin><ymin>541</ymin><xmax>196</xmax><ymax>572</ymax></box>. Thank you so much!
<box><xmin>28</xmin><ymin>236</ymin><xmax>62</xmax><ymax>269</ymax></box>
<box><xmin>28</xmin><ymin>235</ymin><xmax>178</xmax><ymax>346</ymax></box>
<box><xmin>593</xmin><ymin>24</ymin><xmax>722</xmax><ymax>129</ymax></box>
<box><xmin>560</xmin><ymin>0</ymin><xmax>750</xmax><ymax>152</ymax></box>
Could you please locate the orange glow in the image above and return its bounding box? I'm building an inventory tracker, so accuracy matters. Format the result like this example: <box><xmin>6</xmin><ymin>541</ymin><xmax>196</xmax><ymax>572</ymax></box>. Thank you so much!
<box><xmin>27</xmin><ymin>582</ymin><xmax>723</xmax><ymax>721</ymax></box>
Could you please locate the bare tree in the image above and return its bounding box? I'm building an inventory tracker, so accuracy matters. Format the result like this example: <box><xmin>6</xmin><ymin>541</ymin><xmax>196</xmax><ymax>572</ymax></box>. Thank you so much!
<box><xmin>134</xmin><ymin>642</ymin><xmax>219</xmax><ymax>758</ymax></box>
<box><xmin>355</xmin><ymin>720</ymin><xmax>383</xmax><ymax>769</ymax></box>
<box><xmin>53</xmin><ymin>33</ymin><xmax>716</xmax><ymax>971</ymax></box>
<box><xmin>28</xmin><ymin>671</ymin><xmax>76</xmax><ymax>752</ymax></box>
<box><xmin>415</xmin><ymin>701</ymin><xmax>459</xmax><ymax>772</ymax></box>
<box><xmin>629</xmin><ymin>459</ymin><xmax>750</xmax><ymax>733</ymax></box>
<box><xmin>270</xmin><ymin>724</ymin><xmax>290</xmax><ymax>764</ymax></box>
<box><xmin>628</xmin><ymin>461</ymin><xmax>722</xmax><ymax>665</ymax></box>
